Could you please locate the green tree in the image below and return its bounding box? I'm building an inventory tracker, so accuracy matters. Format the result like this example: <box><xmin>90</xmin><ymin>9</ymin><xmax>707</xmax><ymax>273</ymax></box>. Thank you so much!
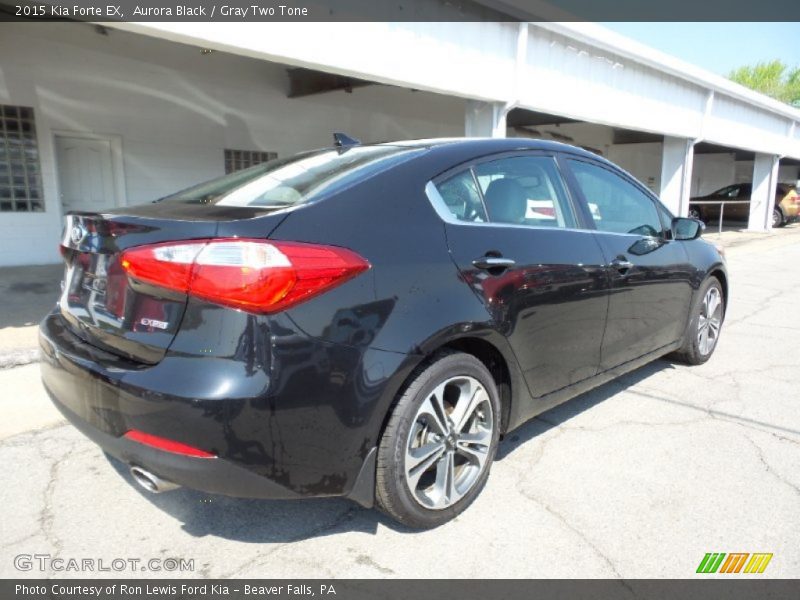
<box><xmin>728</xmin><ymin>60</ymin><xmax>800</xmax><ymax>107</ymax></box>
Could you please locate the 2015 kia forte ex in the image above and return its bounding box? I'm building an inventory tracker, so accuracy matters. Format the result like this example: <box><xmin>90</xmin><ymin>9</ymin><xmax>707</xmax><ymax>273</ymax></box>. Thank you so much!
<box><xmin>40</xmin><ymin>137</ymin><xmax>727</xmax><ymax>528</ymax></box>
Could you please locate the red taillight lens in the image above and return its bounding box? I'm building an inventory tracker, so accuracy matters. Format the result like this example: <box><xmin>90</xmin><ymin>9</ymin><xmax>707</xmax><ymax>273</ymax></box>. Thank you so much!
<box><xmin>123</xmin><ymin>430</ymin><xmax>216</xmax><ymax>458</ymax></box>
<box><xmin>120</xmin><ymin>239</ymin><xmax>370</xmax><ymax>314</ymax></box>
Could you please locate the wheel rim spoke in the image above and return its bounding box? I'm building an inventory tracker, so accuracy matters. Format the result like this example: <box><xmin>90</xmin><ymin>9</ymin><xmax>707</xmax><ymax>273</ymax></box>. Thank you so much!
<box><xmin>406</xmin><ymin>444</ymin><xmax>446</xmax><ymax>490</ymax></box>
<box><xmin>407</xmin><ymin>441</ymin><xmax>446</xmax><ymax>472</ymax></box>
<box><xmin>455</xmin><ymin>428</ymin><xmax>491</xmax><ymax>468</ymax></box>
<box><xmin>697</xmin><ymin>287</ymin><xmax>723</xmax><ymax>356</ymax></box>
<box><xmin>417</xmin><ymin>384</ymin><xmax>450</xmax><ymax>435</ymax></box>
<box><xmin>707</xmin><ymin>290</ymin><xmax>720</xmax><ymax>317</ymax></box>
<box><xmin>708</xmin><ymin>318</ymin><xmax>720</xmax><ymax>337</ymax></box>
<box><xmin>432</xmin><ymin>450</ymin><xmax>457</xmax><ymax>507</ymax></box>
<box><xmin>450</xmin><ymin>383</ymin><xmax>486</xmax><ymax>434</ymax></box>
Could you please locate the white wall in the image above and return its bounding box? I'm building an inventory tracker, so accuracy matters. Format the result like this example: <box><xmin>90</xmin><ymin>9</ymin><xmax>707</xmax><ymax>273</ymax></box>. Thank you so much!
<box><xmin>511</xmin><ymin>123</ymin><xmax>664</xmax><ymax>192</ymax></box>
<box><xmin>0</xmin><ymin>23</ymin><xmax>464</xmax><ymax>265</ymax></box>
<box><xmin>510</xmin><ymin>122</ymin><xmax>614</xmax><ymax>153</ymax></box>
<box><xmin>735</xmin><ymin>161</ymin><xmax>800</xmax><ymax>186</ymax></box>
<box><xmin>122</xmin><ymin>21</ymin><xmax>800</xmax><ymax>158</ymax></box>
<box><xmin>607</xmin><ymin>143</ymin><xmax>663</xmax><ymax>193</ymax></box>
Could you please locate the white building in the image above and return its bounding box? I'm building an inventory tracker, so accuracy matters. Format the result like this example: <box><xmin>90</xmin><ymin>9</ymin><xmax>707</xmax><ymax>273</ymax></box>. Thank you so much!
<box><xmin>1</xmin><ymin>16</ymin><xmax>799</xmax><ymax>266</ymax></box>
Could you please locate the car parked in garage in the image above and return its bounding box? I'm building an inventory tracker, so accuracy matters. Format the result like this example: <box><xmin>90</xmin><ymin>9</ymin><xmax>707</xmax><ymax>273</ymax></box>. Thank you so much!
<box><xmin>40</xmin><ymin>137</ymin><xmax>727</xmax><ymax>528</ymax></box>
<box><xmin>688</xmin><ymin>183</ymin><xmax>799</xmax><ymax>228</ymax></box>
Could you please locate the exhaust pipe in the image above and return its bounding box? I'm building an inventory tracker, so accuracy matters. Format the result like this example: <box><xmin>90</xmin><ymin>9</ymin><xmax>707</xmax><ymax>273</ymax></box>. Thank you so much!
<box><xmin>129</xmin><ymin>466</ymin><xmax>180</xmax><ymax>493</ymax></box>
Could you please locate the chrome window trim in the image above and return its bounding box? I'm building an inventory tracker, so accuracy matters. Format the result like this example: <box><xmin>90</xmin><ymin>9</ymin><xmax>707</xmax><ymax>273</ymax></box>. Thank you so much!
<box><xmin>424</xmin><ymin>181</ymin><xmax>604</xmax><ymax>237</ymax></box>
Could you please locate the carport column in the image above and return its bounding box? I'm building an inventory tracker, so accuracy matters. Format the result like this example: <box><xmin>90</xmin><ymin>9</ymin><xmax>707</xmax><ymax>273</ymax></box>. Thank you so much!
<box><xmin>659</xmin><ymin>137</ymin><xmax>694</xmax><ymax>217</ymax></box>
<box><xmin>748</xmin><ymin>154</ymin><xmax>780</xmax><ymax>231</ymax></box>
<box><xmin>465</xmin><ymin>100</ymin><xmax>507</xmax><ymax>138</ymax></box>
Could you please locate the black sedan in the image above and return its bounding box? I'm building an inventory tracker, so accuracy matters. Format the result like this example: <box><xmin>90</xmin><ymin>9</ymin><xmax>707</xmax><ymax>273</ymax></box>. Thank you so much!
<box><xmin>40</xmin><ymin>137</ymin><xmax>727</xmax><ymax>528</ymax></box>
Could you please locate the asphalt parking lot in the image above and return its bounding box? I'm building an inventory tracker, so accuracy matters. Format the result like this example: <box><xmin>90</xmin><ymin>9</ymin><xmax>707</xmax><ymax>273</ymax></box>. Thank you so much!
<box><xmin>1</xmin><ymin>228</ymin><xmax>799</xmax><ymax>579</ymax></box>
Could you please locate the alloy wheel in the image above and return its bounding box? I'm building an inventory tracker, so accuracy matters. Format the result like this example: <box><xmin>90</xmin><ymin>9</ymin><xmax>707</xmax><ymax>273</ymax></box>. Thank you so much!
<box><xmin>697</xmin><ymin>286</ymin><xmax>723</xmax><ymax>356</ymax></box>
<box><xmin>404</xmin><ymin>376</ymin><xmax>493</xmax><ymax>510</ymax></box>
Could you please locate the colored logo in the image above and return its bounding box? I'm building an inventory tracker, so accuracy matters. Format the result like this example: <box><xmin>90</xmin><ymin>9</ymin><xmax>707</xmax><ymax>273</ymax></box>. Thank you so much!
<box><xmin>696</xmin><ymin>553</ymin><xmax>773</xmax><ymax>574</ymax></box>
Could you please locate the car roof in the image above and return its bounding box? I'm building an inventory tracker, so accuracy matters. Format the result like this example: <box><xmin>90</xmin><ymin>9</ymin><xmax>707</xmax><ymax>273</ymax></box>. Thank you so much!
<box><xmin>376</xmin><ymin>136</ymin><xmax>601</xmax><ymax>159</ymax></box>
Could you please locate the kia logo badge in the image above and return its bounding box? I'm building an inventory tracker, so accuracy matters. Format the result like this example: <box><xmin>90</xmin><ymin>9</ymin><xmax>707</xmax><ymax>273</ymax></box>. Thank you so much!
<box><xmin>70</xmin><ymin>225</ymin><xmax>85</xmax><ymax>245</ymax></box>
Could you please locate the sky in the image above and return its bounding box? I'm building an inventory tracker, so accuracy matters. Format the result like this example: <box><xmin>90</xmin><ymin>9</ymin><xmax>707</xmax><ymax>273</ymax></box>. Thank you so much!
<box><xmin>602</xmin><ymin>23</ymin><xmax>800</xmax><ymax>76</ymax></box>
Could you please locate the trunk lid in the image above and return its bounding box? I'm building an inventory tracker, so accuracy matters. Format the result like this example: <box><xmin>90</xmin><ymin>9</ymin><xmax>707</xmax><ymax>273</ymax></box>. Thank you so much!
<box><xmin>58</xmin><ymin>206</ymin><xmax>287</xmax><ymax>364</ymax></box>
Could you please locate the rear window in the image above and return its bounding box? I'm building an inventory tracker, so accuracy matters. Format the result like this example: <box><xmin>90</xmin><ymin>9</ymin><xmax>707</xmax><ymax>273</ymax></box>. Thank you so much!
<box><xmin>158</xmin><ymin>145</ymin><xmax>424</xmax><ymax>208</ymax></box>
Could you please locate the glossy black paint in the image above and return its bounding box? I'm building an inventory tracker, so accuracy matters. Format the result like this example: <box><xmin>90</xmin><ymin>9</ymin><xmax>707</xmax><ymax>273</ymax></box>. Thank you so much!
<box><xmin>40</xmin><ymin>138</ymin><xmax>727</xmax><ymax>506</ymax></box>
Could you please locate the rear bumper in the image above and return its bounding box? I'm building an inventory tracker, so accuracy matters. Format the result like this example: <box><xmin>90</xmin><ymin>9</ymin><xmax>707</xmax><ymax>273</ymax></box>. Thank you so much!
<box><xmin>781</xmin><ymin>203</ymin><xmax>799</xmax><ymax>220</ymax></box>
<box><xmin>39</xmin><ymin>310</ymin><xmax>395</xmax><ymax>505</ymax></box>
<box><xmin>50</xmin><ymin>395</ymin><xmax>301</xmax><ymax>499</ymax></box>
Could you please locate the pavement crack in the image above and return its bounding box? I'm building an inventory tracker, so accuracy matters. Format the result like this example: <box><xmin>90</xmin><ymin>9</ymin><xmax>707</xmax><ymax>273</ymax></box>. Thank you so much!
<box><xmin>624</xmin><ymin>388</ymin><xmax>800</xmax><ymax>440</ymax></box>
<box><xmin>37</xmin><ymin>446</ymin><xmax>66</xmax><ymax>560</ymax></box>
<box><xmin>739</xmin><ymin>433</ymin><xmax>800</xmax><ymax>498</ymax></box>
<box><xmin>517</xmin><ymin>488</ymin><xmax>631</xmax><ymax>587</ymax></box>
<box><xmin>0</xmin><ymin>423</ymin><xmax>71</xmax><ymax>447</ymax></box>
<box><xmin>354</xmin><ymin>553</ymin><xmax>395</xmax><ymax>575</ymax></box>
<box><xmin>726</xmin><ymin>287</ymin><xmax>789</xmax><ymax>326</ymax></box>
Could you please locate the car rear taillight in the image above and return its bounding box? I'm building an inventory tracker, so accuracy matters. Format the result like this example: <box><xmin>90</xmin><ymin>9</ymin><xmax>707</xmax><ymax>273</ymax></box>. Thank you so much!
<box><xmin>120</xmin><ymin>239</ymin><xmax>370</xmax><ymax>314</ymax></box>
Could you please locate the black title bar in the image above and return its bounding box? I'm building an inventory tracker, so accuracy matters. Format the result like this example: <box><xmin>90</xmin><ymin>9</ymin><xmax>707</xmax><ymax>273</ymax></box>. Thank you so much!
<box><xmin>5</xmin><ymin>579</ymin><xmax>800</xmax><ymax>600</ymax></box>
<box><xmin>3</xmin><ymin>0</ymin><xmax>800</xmax><ymax>22</ymax></box>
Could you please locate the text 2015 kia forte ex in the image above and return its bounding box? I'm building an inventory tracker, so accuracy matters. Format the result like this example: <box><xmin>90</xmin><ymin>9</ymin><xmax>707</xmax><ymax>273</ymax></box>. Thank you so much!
<box><xmin>40</xmin><ymin>138</ymin><xmax>727</xmax><ymax>528</ymax></box>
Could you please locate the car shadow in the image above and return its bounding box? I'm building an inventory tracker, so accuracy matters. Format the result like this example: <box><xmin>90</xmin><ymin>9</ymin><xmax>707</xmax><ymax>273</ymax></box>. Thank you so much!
<box><xmin>104</xmin><ymin>452</ymin><xmax>412</xmax><ymax>542</ymax></box>
<box><xmin>105</xmin><ymin>358</ymin><xmax>675</xmax><ymax>543</ymax></box>
<box><xmin>496</xmin><ymin>358</ymin><xmax>674</xmax><ymax>460</ymax></box>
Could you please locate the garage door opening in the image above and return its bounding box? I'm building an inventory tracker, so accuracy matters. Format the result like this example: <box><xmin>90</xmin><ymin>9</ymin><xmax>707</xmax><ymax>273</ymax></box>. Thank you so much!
<box><xmin>690</xmin><ymin>143</ymin><xmax>799</xmax><ymax>233</ymax></box>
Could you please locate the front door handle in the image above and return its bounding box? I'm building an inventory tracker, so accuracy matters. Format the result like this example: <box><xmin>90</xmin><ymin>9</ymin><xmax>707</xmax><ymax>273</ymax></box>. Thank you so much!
<box><xmin>610</xmin><ymin>257</ymin><xmax>634</xmax><ymax>273</ymax></box>
<box><xmin>472</xmin><ymin>256</ymin><xmax>516</xmax><ymax>272</ymax></box>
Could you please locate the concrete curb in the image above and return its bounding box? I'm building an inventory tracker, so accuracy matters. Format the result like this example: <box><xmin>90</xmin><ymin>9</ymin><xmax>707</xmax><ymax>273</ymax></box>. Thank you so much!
<box><xmin>0</xmin><ymin>348</ymin><xmax>40</xmax><ymax>370</ymax></box>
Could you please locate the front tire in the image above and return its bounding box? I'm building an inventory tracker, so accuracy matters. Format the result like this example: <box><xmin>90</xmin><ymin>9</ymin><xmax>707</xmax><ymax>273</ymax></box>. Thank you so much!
<box><xmin>671</xmin><ymin>277</ymin><xmax>725</xmax><ymax>365</ymax></box>
<box><xmin>773</xmin><ymin>207</ymin><xmax>785</xmax><ymax>228</ymax></box>
<box><xmin>375</xmin><ymin>351</ymin><xmax>501</xmax><ymax>528</ymax></box>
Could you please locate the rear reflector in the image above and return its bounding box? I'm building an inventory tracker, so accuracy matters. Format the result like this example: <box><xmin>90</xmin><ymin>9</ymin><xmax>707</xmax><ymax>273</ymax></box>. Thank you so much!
<box><xmin>124</xmin><ymin>430</ymin><xmax>216</xmax><ymax>458</ymax></box>
<box><xmin>120</xmin><ymin>239</ymin><xmax>370</xmax><ymax>314</ymax></box>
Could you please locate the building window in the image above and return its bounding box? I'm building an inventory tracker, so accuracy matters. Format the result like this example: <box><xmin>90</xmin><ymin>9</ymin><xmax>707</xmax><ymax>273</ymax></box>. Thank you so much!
<box><xmin>0</xmin><ymin>104</ymin><xmax>43</xmax><ymax>212</ymax></box>
<box><xmin>224</xmin><ymin>149</ymin><xmax>277</xmax><ymax>174</ymax></box>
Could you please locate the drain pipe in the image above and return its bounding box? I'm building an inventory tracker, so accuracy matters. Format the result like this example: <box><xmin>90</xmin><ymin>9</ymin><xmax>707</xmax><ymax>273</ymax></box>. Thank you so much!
<box><xmin>492</xmin><ymin>22</ymin><xmax>529</xmax><ymax>138</ymax></box>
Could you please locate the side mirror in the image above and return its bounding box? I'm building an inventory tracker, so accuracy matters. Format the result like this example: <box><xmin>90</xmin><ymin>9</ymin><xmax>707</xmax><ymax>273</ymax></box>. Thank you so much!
<box><xmin>672</xmin><ymin>217</ymin><xmax>704</xmax><ymax>241</ymax></box>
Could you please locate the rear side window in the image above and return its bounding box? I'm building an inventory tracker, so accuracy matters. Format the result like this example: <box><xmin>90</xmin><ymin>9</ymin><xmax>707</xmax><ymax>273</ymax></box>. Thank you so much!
<box><xmin>158</xmin><ymin>146</ymin><xmax>424</xmax><ymax>208</ymax></box>
<box><xmin>433</xmin><ymin>155</ymin><xmax>576</xmax><ymax>228</ymax></box>
<box><xmin>436</xmin><ymin>170</ymin><xmax>487</xmax><ymax>222</ymax></box>
<box><xmin>714</xmin><ymin>185</ymin><xmax>743</xmax><ymax>198</ymax></box>
<box><xmin>567</xmin><ymin>159</ymin><xmax>663</xmax><ymax>237</ymax></box>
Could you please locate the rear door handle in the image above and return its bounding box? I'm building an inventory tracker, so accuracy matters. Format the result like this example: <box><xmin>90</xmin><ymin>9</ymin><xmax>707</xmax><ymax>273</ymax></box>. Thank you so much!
<box><xmin>610</xmin><ymin>257</ymin><xmax>634</xmax><ymax>272</ymax></box>
<box><xmin>472</xmin><ymin>256</ymin><xmax>516</xmax><ymax>272</ymax></box>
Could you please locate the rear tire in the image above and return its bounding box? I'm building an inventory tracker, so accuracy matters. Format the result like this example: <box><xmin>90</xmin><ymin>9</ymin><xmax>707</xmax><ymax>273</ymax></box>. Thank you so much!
<box><xmin>773</xmin><ymin>207</ymin><xmax>785</xmax><ymax>228</ymax></box>
<box><xmin>375</xmin><ymin>351</ymin><xmax>501</xmax><ymax>528</ymax></box>
<box><xmin>671</xmin><ymin>277</ymin><xmax>725</xmax><ymax>365</ymax></box>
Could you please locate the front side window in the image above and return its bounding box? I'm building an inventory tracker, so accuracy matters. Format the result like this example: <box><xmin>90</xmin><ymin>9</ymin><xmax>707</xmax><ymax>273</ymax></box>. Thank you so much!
<box><xmin>434</xmin><ymin>155</ymin><xmax>576</xmax><ymax>228</ymax></box>
<box><xmin>712</xmin><ymin>184</ymin><xmax>741</xmax><ymax>198</ymax></box>
<box><xmin>567</xmin><ymin>159</ymin><xmax>663</xmax><ymax>237</ymax></box>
